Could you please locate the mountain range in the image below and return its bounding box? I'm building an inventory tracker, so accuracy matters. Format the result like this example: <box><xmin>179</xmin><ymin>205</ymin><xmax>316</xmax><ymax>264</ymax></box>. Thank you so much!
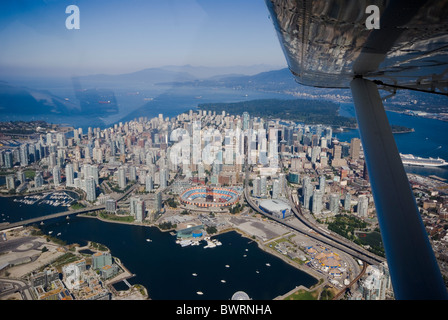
<box><xmin>0</xmin><ymin>64</ymin><xmax>446</xmax><ymax>121</ymax></box>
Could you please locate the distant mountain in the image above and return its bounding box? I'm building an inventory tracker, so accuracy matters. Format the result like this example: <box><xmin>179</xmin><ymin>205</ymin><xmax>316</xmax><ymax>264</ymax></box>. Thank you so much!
<box><xmin>157</xmin><ymin>64</ymin><xmax>283</xmax><ymax>78</ymax></box>
<box><xmin>78</xmin><ymin>67</ymin><xmax>197</xmax><ymax>84</ymax></box>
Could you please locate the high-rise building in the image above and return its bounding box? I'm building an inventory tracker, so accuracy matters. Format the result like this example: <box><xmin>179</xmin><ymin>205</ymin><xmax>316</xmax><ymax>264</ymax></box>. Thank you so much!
<box><xmin>90</xmin><ymin>165</ymin><xmax>99</xmax><ymax>185</ymax></box>
<box><xmin>4</xmin><ymin>151</ymin><xmax>13</xmax><ymax>168</ymax></box>
<box><xmin>66</xmin><ymin>164</ymin><xmax>74</xmax><ymax>187</ymax></box>
<box><xmin>159</xmin><ymin>168</ymin><xmax>167</xmax><ymax>188</ymax></box>
<box><xmin>363</xmin><ymin>161</ymin><xmax>369</xmax><ymax>182</ymax></box>
<box><xmin>118</xmin><ymin>166</ymin><xmax>126</xmax><ymax>189</ymax></box>
<box><xmin>344</xmin><ymin>192</ymin><xmax>352</xmax><ymax>212</ymax></box>
<box><xmin>357</xmin><ymin>195</ymin><xmax>369</xmax><ymax>217</ymax></box>
<box><xmin>135</xmin><ymin>199</ymin><xmax>146</xmax><ymax>222</ymax></box>
<box><xmin>20</xmin><ymin>144</ymin><xmax>29</xmax><ymax>167</ymax></box>
<box><xmin>329</xmin><ymin>193</ymin><xmax>340</xmax><ymax>213</ymax></box>
<box><xmin>53</xmin><ymin>166</ymin><xmax>61</xmax><ymax>186</ymax></box>
<box><xmin>272</xmin><ymin>179</ymin><xmax>280</xmax><ymax>199</ymax></box>
<box><xmin>242</xmin><ymin>112</ymin><xmax>250</xmax><ymax>131</ymax></box>
<box><xmin>302</xmin><ymin>181</ymin><xmax>313</xmax><ymax>210</ymax></box>
<box><xmin>34</xmin><ymin>171</ymin><xmax>44</xmax><ymax>188</ymax></box>
<box><xmin>156</xmin><ymin>191</ymin><xmax>162</xmax><ymax>213</ymax></box>
<box><xmin>312</xmin><ymin>189</ymin><xmax>323</xmax><ymax>214</ymax></box>
<box><xmin>319</xmin><ymin>175</ymin><xmax>326</xmax><ymax>193</ymax></box>
<box><xmin>85</xmin><ymin>177</ymin><xmax>96</xmax><ymax>202</ymax></box>
<box><xmin>350</xmin><ymin>138</ymin><xmax>361</xmax><ymax>160</ymax></box>
<box><xmin>145</xmin><ymin>174</ymin><xmax>153</xmax><ymax>192</ymax></box>
<box><xmin>6</xmin><ymin>175</ymin><xmax>15</xmax><ymax>190</ymax></box>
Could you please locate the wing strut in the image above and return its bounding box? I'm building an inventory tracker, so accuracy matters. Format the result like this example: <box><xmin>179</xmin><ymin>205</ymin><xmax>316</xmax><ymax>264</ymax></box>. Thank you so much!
<box><xmin>350</xmin><ymin>77</ymin><xmax>448</xmax><ymax>300</ymax></box>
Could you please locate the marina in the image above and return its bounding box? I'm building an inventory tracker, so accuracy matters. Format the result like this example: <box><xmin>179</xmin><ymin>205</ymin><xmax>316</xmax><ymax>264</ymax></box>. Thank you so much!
<box><xmin>11</xmin><ymin>191</ymin><xmax>77</xmax><ymax>208</ymax></box>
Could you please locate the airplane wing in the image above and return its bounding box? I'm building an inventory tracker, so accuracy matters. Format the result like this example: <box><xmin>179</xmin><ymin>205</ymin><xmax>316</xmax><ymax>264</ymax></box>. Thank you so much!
<box><xmin>265</xmin><ymin>0</ymin><xmax>448</xmax><ymax>300</ymax></box>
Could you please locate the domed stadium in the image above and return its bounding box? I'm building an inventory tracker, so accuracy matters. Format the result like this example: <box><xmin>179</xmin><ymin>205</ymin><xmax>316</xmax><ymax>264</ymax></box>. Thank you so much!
<box><xmin>179</xmin><ymin>186</ymin><xmax>240</xmax><ymax>208</ymax></box>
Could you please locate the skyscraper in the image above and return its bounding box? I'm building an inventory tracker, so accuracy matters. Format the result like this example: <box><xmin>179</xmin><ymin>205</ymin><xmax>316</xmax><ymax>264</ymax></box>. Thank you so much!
<box><xmin>53</xmin><ymin>166</ymin><xmax>61</xmax><ymax>186</ymax></box>
<box><xmin>118</xmin><ymin>166</ymin><xmax>126</xmax><ymax>189</ymax></box>
<box><xmin>136</xmin><ymin>199</ymin><xmax>146</xmax><ymax>222</ymax></box>
<box><xmin>344</xmin><ymin>192</ymin><xmax>352</xmax><ymax>212</ymax></box>
<box><xmin>358</xmin><ymin>195</ymin><xmax>369</xmax><ymax>217</ymax></box>
<box><xmin>19</xmin><ymin>144</ymin><xmax>29</xmax><ymax>167</ymax></box>
<box><xmin>86</xmin><ymin>177</ymin><xmax>96</xmax><ymax>202</ymax></box>
<box><xmin>312</xmin><ymin>189</ymin><xmax>323</xmax><ymax>214</ymax></box>
<box><xmin>145</xmin><ymin>174</ymin><xmax>153</xmax><ymax>192</ymax></box>
<box><xmin>350</xmin><ymin>138</ymin><xmax>361</xmax><ymax>160</ymax></box>
<box><xmin>329</xmin><ymin>193</ymin><xmax>340</xmax><ymax>214</ymax></box>
<box><xmin>156</xmin><ymin>191</ymin><xmax>162</xmax><ymax>213</ymax></box>
<box><xmin>66</xmin><ymin>163</ymin><xmax>74</xmax><ymax>187</ymax></box>
<box><xmin>319</xmin><ymin>175</ymin><xmax>326</xmax><ymax>193</ymax></box>
<box><xmin>242</xmin><ymin>112</ymin><xmax>250</xmax><ymax>131</ymax></box>
<box><xmin>34</xmin><ymin>171</ymin><xmax>44</xmax><ymax>188</ymax></box>
<box><xmin>302</xmin><ymin>181</ymin><xmax>313</xmax><ymax>210</ymax></box>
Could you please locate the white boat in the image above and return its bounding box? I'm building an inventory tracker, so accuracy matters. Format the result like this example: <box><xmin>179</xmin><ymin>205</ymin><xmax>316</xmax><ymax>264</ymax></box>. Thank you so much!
<box><xmin>180</xmin><ymin>240</ymin><xmax>192</xmax><ymax>247</ymax></box>
<box><xmin>221</xmin><ymin>280</ymin><xmax>226</xmax><ymax>283</ymax></box>
<box><xmin>48</xmin><ymin>231</ymin><xmax>53</xmax><ymax>235</ymax></box>
<box><xmin>400</xmin><ymin>153</ymin><xmax>448</xmax><ymax>167</ymax></box>
<box><xmin>225</xmin><ymin>265</ymin><xmax>230</xmax><ymax>268</ymax></box>
<box><xmin>57</xmin><ymin>233</ymin><xmax>61</xmax><ymax>236</ymax></box>
<box><xmin>196</xmin><ymin>291</ymin><xmax>203</xmax><ymax>295</ymax></box>
<box><xmin>192</xmin><ymin>273</ymin><xmax>198</xmax><ymax>276</ymax></box>
<box><xmin>204</xmin><ymin>240</ymin><xmax>216</xmax><ymax>248</ymax></box>
<box><xmin>146</xmin><ymin>239</ymin><xmax>152</xmax><ymax>242</ymax></box>
<box><xmin>266</xmin><ymin>263</ymin><xmax>271</xmax><ymax>267</ymax></box>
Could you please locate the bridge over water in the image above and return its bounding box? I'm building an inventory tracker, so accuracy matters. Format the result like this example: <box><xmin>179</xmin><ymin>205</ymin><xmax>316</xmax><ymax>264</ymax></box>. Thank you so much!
<box><xmin>0</xmin><ymin>205</ymin><xmax>105</xmax><ymax>231</ymax></box>
<box><xmin>0</xmin><ymin>184</ymin><xmax>137</xmax><ymax>232</ymax></box>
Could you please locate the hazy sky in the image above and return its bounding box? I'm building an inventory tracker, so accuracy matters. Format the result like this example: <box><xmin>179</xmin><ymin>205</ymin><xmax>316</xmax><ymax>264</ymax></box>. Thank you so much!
<box><xmin>0</xmin><ymin>0</ymin><xmax>287</xmax><ymax>77</ymax></box>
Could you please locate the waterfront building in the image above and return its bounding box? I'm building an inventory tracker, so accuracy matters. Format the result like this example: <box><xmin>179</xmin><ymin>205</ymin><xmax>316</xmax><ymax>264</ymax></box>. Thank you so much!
<box><xmin>5</xmin><ymin>175</ymin><xmax>15</xmax><ymax>190</ymax></box>
<box><xmin>136</xmin><ymin>198</ymin><xmax>146</xmax><ymax>222</ymax></box>
<box><xmin>86</xmin><ymin>177</ymin><xmax>96</xmax><ymax>202</ymax></box>
<box><xmin>105</xmin><ymin>199</ymin><xmax>117</xmax><ymax>213</ymax></box>
<box><xmin>92</xmin><ymin>252</ymin><xmax>113</xmax><ymax>270</ymax></box>
<box><xmin>34</xmin><ymin>171</ymin><xmax>44</xmax><ymax>188</ymax></box>
<box><xmin>17</xmin><ymin>170</ymin><xmax>26</xmax><ymax>184</ymax></box>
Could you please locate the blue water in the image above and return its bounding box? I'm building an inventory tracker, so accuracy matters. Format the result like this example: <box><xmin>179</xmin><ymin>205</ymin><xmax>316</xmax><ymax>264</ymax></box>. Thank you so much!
<box><xmin>37</xmin><ymin>217</ymin><xmax>317</xmax><ymax>300</ymax></box>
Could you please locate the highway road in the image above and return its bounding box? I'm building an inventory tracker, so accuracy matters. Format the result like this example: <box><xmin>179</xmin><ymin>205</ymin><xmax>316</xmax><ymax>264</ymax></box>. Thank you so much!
<box><xmin>243</xmin><ymin>164</ymin><xmax>384</xmax><ymax>266</ymax></box>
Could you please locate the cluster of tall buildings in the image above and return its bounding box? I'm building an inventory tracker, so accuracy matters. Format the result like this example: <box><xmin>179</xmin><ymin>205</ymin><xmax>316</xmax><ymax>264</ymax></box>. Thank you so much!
<box><xmin>0</xmin><ymin>107</ymin><xmax>372</xmax><ymax>225</ymax></box>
